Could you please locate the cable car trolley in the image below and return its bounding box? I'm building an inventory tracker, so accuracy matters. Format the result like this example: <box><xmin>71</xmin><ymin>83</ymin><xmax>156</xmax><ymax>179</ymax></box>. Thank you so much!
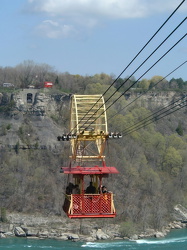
<box><xmin>59</xmin><ymin>95</ymin><xmax>119</xmax><ymax>218</ymax></box>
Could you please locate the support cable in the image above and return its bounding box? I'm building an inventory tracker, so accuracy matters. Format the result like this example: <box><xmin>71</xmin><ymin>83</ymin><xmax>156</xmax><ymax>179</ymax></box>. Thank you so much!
<box><xmin>83</xmin><ymin>33</ymin><xmax>187</xmax><ymax>130</ymax></box>
<box><xmin>121</xmin><ymin>95</ymin><xmax>187</xmax><ymax>134</ymax></box>
<box><xmin>122</xmin><ymin>98</ymin><xmax>187</xmax><ymax>136</ymax></box>
<box><xmin>68</xmin><ymin>0</ymin><xmax>186</xmax><ymax>135</ymax></box>
<box><xmin>79</xmin><ymin>20</ymin><xmax>187</xmax><ymax>131</ymax></box>
<box><xmin>101</xmin><ymin>18</ymin><xmax>186</xmax><ymax>106</ymax></box>
<box><xmin>108</xmin><ymin>61</ymin><xmax>187</xmax><ymax>121</ymax></box>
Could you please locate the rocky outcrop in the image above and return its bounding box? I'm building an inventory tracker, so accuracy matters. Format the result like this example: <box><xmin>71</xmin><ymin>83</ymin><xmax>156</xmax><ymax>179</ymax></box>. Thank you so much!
<box><xmin>95</xmin><ymin>228</ymin><xmax>110</xmax><ymax>240</ymax></box>
<box><xmin>0</xmin><ymin>232</ymin><xmax>6</xmax><ymax>238</ymax></box>
<box><xmin>173</xmin><ymin>204</ymin><xmax>187</xmax><ymax>221</ymax></box>
<box><xmin>0</xmin><ymin>212</ymin><xmax>120</xmax><ymax>241</ymax></box>
<box><xmin>14</xmin><ymin>227</ymin><xmax>26</xmax><ymax>237</ymax></box>
<box><xmin>10</xmin><ymin>89</ymin><xmax>183</xmax><ymax>116</ymax></box>
<box><xmin>0</xmin><ymin>212</ymin><xmax>186</xmax><ymax>241</ymax></box>
<box><xmin>126</xmin><ymin>91</ymin><xmax>180</xmax><ymax>109</ymax></box>
<box><xmin>131</xmin><ymin>221</ymin><xmax>186</xmax><ymax>240</ymax></box>
<box><xmin>12</xmin><ymin>89</ymin><xmax>70</xmax><ymax>116</ymax></box>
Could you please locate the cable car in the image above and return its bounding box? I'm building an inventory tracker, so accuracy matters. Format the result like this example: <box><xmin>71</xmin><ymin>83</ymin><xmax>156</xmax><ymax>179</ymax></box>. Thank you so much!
<box><xmin>60</xmin><ymin>95</ymin><xmax>119</xmax><ymax>218</ymax></box>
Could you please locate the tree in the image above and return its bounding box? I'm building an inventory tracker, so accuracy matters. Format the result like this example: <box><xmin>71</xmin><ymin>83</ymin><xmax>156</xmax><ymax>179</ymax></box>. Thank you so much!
<box><xmin>169</xmin><ymin>78</ymin><xmax>184</xmax><ymax>89</ymax></box>
<box><xmin>0</xmin><ymin>207</ymin><xmax>7</xmax><ymax>222</ymax></box>
<box><xmin>149</xmin><ymin>75</ymin><xmax>168</xmax><ymax>90</ymax></box>
<box><xmin>137</xmin><ymin>78</ymin><xmax>150</xmax><ymax>90</ymax></box>
<box><xmin>15</xmin><ymin>60</ymin><xmax>55</xmax><ymax>88</ymax></box>
<box><xmin>114</xmin><ymin>77</ymin><xmax>124</xmax><ymax>89</ymax></box>
<box><xmin>120</xmin><ymin>220</ymin><xmax>137</xmax><ymax>237</ymax></box>
<box><xmin>176</xmin><ymin>122</ymin><xmax>183</xmax><ymax>136</ymax></box>
<box><xmin>167</xmin><ymin>134</ymin><xmax>186</xmax><ymax>150</ymax></box>
<box><xmin>91</xmin><ymin>73</ymin><xmax>113</xmax><ymax>85</ymax></box>
<box><xmin>163</xmin><ymin>146</ymin><xmax>182</xmax><ymax>176</ymax></box>
<box><xmin>16</xmin><ymin>60</ymin><xmax>36</xmax><ymax>88</ymax></box>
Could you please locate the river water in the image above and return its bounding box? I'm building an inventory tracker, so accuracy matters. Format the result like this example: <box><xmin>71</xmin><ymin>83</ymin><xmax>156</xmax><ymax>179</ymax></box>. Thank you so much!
<box><xmin>0</xmin><ymin>228</ymin><xmax>187</xmax><ymax>250</ymax></box>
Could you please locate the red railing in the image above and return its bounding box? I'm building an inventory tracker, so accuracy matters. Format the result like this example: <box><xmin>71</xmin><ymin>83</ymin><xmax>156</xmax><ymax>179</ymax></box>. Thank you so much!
<box><xmin>64</xmin><ymin>193</ymin><xmax>116</xmax><ymax>218</ymax></box>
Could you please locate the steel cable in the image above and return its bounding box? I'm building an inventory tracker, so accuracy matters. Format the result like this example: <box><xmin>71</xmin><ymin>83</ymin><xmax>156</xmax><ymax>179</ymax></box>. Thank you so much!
<box><xmin>83</xmin><ymin>33</ymin><xmax>187</xmax><ymax>130</ymax></box>
<box><xmin>108</xmin><ymin>61</ymin><xmax>187</xmax><ymax>121</ymax></box>
<box><xmin>68</xmin><ymin>0</ymin><xmax>186</xmax><ymax>135</ymax></box>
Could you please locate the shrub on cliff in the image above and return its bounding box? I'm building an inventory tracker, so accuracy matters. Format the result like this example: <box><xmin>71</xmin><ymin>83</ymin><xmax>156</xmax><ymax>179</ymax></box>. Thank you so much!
<box><xmin>119</xmin><ymin>221</ymin><xmax>137</xmax><ymax>237</ymax></box>
<box><xmin>0</xmin><ymin>207</ymin><xmax>8</xmax><ymax>222</ymax></box>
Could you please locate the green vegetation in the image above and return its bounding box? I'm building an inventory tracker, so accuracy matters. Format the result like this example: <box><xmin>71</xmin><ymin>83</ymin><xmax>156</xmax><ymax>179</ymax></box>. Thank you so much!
<box><xmin>0</xmin><ymin>100</ymin><xmax>16</xmax><ymax>114</ymax></box>
<box><xmin>120</xmin><ymin>221</ymin><xmax>137</xmax><ymax>237</ymax></box>
<box><xmin>176</xmin><ymin>122</ymin><xmax>183</xmax><ymax>136</ymax></box>
<box><xmin>0</xmin><ymin>62</ymin><xmax>187</xmax><ymax>231</ymax></box>
<box><xmin>6</xmin><ymin>123</ymin><xmax>11</xmax><ymax>130</ymax></box>
<box><xmin>0</xmin><ymin>60</ymin><xmax>186</xmax><ymax>93</ymax></box>
<box><xmin>0</xmin><ymin>207</ymin><xmax>8</xmax><ymax>222</ymax></box>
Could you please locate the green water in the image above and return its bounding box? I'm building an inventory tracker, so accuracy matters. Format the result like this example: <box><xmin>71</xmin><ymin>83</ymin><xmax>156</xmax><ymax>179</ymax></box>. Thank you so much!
<box><xmin>0</xmin><ymin>228</ymin><xmax>187</xmax><ymax>249</ymax></box>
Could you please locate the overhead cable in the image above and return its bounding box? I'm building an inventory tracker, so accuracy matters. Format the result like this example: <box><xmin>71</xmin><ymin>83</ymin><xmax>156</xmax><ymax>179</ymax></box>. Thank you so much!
<box><xmin>80</xmin><ymin>19</ymin><xmax>187</xmax><ymax>131</ymax></box>
<box><xmin>102</xmin><ymin>17</ymin><xmax>186</xmax><ymax>105</ymax></box>
<box><xmin>122</xmin><ymin>97</ymin><xmax>187</xmax><ymax>136</ymax></box>
<box><xmin>68</xmin><ymin>0</ymin><xmax>186</xmax><ymax>135</ymax></box>
<box><xmin>108</xmin><ymin>60</ymin><xmax>187</xmax><ymax>121</ymax></box>
<box><xmin>121</xmin><ymin>95</ymin><xmax>187</xmax><ymax>135</ymax></box>
<box><xmin>83</xmin><ymin>33</ymin><xmax>187</xmax><ymax>130</ymax></box>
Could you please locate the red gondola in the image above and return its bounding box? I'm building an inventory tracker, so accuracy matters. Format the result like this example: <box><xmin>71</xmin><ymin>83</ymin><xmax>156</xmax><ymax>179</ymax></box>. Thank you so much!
<box><xmin>60</xmin><ymin>95</ymin><xmax>119</xmax><ymax>218</ymax></box>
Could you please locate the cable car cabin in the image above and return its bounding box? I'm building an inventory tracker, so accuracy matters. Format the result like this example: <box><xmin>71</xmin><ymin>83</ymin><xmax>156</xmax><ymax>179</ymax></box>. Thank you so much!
<box><xmin>61</xmin><ymin>164</ymin><xmax>119</xmax><ymax>218</ymax></box>
<box><xmin>59</xmin><ymin>95</ymin><xmax>121</xmax><ymax>219</ymax></box>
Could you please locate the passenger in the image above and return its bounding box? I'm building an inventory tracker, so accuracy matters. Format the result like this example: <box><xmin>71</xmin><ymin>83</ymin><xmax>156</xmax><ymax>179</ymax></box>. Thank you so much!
<box><xmin>63</xmin><ymin>182</ymin><xmax>74</xmax><ymax>213</ymax></box>
<box><xmin>98</xmin><ymin>185</ymin><xmax>103</xmax><ymax>194</ymax></box>
<box><xmin>72</xmin><ymin>184</ymin><xmax>80</xmax><ymax>194</ymax></box>
<box><xmin>101</xmin><ymin>185</ymin><xmax>108</xmax><ymax>193</ymax></box>
<box><xmin>86</xmin><ymin>182</ymin><xmax>96</xmax><ymax>194</ymax></box>
<box><xmin>100</xmin><ymin>185</ymin><xmax>112</xmax><ymax>193</ymax></box>
<box><xmin>66</xmin><ymin>182</ymin><xmax>74</xmax><ymax>195</ymax></box>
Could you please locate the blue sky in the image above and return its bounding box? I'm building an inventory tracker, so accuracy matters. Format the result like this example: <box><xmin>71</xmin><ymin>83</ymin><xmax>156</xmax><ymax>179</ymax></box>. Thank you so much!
<box><xmin>0</xmin><ymin>0</ymin><xmax>186</xmax><ymax>81</ymax></box>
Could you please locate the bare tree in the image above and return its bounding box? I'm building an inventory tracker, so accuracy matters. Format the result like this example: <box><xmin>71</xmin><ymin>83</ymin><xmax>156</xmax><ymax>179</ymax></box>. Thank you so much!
<box><xmin>15</xmin><ymin>60</ymin><xmax>37</xmax><ymax>88</ymax></box>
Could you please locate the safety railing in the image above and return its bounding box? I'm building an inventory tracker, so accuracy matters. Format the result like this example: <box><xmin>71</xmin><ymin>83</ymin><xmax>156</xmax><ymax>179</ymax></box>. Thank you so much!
<box><xmin>64</xmin><ymin>193</ymin><xmax>116</xmax><ymax>218</ymax></box>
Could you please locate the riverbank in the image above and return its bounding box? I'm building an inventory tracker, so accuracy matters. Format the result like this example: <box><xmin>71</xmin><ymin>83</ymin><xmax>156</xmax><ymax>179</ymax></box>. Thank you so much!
<box><xmin>0</xmin><ymin>212</ymin><xmax>186</xmax><ymax>242</ymax></box>
<box><xmin>1</xmin><ymin>229</ymin><xmax>187</xmax><ymax>250</ymax></box>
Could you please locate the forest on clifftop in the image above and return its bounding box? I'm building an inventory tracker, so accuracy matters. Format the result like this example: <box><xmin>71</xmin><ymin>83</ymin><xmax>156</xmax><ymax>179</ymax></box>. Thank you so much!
<box><xmin>0</xmin><ymin>60</ymin><xmax>187</xmax><ymax>233</ymax></box>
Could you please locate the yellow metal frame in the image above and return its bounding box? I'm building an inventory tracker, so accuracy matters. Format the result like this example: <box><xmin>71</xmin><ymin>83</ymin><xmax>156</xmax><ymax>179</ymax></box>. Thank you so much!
<box><xmin>70</xmin><ymin>95</ymin><xmax>108</xmax><ymax>162</ymax></box>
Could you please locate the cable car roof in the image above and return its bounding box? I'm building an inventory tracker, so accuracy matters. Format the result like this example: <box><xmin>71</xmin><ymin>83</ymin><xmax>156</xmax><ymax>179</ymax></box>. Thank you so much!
<box><xmin>60</xmin><ymin>165</ymin><xmax>119</xmax><ymax>175</ymax></box>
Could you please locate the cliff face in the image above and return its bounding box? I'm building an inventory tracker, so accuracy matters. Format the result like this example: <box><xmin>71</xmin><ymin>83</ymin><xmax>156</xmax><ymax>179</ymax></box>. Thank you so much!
<box><xmin>12</xmin><ymin>89</ymin><xmax>70</xmax><ymax>117</ymax></box>
<box><xmin>0</xmin><ymin>90</ymin><xmax>70</xmax><ymax>149</ymax></box>
<box><xmin>0</xmin><ymin>89</ymin><xmax>187</xmax><ymax>230</ymax></box>
<box><xmin>10</xmin><ymin>89</ymin><xmax>183</xmax><ymax>115</ymax></box>
<box><xmin>1</xmin><ymin>89</ymin><xmax>182</xmax><ymax>119</ymax></box>
<box><xmin>0</xmin><ymin>90</ymin><xmax>72</xmax><ymax>215</ymax></box>
<box><xmin>125</xmin><ymin>91</ymin><xmax>183</xmax><ymax>108</ymax></box>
